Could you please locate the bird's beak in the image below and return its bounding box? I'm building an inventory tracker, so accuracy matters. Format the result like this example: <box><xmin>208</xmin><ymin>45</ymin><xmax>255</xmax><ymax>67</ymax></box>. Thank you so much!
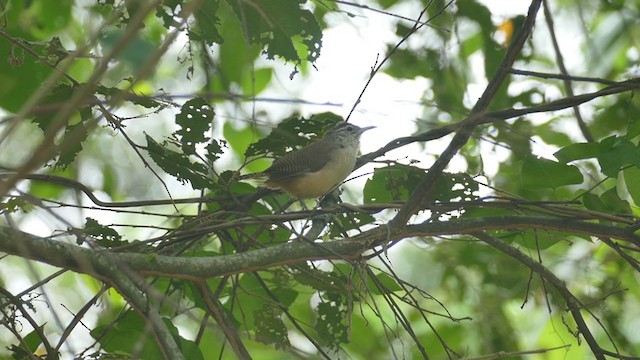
<box><xmin>358</xmin><ymin>126</ymin><xmax>375</xmax><ymax>135</ymax></box>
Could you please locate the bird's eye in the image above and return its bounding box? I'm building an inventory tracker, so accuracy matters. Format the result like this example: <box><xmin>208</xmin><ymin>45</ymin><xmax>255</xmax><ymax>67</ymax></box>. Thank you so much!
<box><xmin>346</xmin><ymin>125</ymin><xmax>354</xmax><ymax>132</ymax></box>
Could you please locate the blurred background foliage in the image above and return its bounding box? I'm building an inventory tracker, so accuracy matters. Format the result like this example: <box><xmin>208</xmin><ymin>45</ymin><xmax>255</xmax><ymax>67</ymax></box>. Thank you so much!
<box><xmin>0</xmin><ymin>0</ymin><xmax>639</xmax><ymax>359</ymax></box>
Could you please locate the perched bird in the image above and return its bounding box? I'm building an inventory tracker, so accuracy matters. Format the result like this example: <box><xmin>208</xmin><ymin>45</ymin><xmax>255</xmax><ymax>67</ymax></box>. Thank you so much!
<box><xmin>242</xmin><ymin>122</ymin><xmax>374</xmax><ymax>198</ymax></box>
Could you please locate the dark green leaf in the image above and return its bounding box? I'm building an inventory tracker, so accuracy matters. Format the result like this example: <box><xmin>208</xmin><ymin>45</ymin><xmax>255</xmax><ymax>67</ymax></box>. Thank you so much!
<box><xmin>227</xmin><ymin>0</ymin><xmax>322</xmax><ymax>62</ymax></box>
<box><xmin>83</xmin><ymin>217</ymin><xmax>126</xmax><ymax>247</ymax></box>
<box><xmin>32</xmin><ymin>84</ymin><xmax>74</xmax><ymax>132</ymax></box>
<box><xmin>205</xmin><ymin>140</ymin><xmax>225</xmax><ymax>162</ymax></box>
<box><xmin>627</xmin><ymin>118</ymin><xmax>640</xmax><ymax>139</ymax></box>
<box><xmin>293</xmin><ymin>266</ymin><xmax>348</xmax><ymax>293</ymax></box>
<box><xmin>511</xmin><ymin>230</ymin><xmax>568</xmax><ymax>250</ymax></box>
<box><xmin>179</xmin><ymin>338</ymin><xmax>204</xmax><ymax>360</ymax></box>
<box><xmin>601</xmin><ymin>187</ymin><xmax>632</xmax><ymax>215</ymax></box>
<box><xmin>192</xmin><ymin>0</ymin><xmax>223</xmax><ymax>45</ymax></box>
<box><xmin>329</xmin><ymin>212</ymin><xmax>376</xmax><ymax>237</ymax></box>
<box><xmin>175</xmin><ymin>98</ymin><xmax>214</xmax><ymax>155</ymax></box>
<box><xmin>55</xmin><ymin>107</ymin><xmax>92</xmax><ymax>169</ymax></box>
<box><xmin>582</xmin><ymin>188</ymin><xmax>632</xmax><ymax>215</ymax></box>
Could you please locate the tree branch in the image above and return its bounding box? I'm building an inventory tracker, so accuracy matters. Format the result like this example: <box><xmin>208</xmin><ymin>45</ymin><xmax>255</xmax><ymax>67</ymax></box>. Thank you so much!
<box><xmin>1</xmin><ymin>216</ymin><xmax>637</xmax><ymax>281</ymax></box>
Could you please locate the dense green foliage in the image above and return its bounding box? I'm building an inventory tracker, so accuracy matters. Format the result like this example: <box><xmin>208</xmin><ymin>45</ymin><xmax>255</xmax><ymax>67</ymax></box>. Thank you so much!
<box><xmin>1</xmin><ymin>0</ymin><xmax>640</xmax><ymax>359</ymax></box>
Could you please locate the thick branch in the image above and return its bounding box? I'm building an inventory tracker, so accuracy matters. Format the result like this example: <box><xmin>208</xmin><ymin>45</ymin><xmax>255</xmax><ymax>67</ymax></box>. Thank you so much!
<box><xmin>1</xmin><ymin>216</ymin><xmax>637</xmax><ymax>280</ymax></box>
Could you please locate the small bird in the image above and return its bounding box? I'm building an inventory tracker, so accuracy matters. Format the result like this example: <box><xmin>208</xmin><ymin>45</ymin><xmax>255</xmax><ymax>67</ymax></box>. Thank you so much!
<box><xmin>242</xmin><ymin>122</ymin><xmax>374</xmax><ymax>198</ymax></box>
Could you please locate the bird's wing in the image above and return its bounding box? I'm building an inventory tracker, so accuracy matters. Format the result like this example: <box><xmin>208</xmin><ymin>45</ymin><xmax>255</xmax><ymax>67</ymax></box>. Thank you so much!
<box><xmin>265</xmin><ymin>142</ymin><xmax>333</xmax><ymax>182</ymax></box>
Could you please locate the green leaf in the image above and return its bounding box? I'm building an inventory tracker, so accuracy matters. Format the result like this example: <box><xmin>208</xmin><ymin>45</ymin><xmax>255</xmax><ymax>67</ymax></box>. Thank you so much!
<box><xmin>205</xmin><ymin>140</ymin><xmax>225</xmax><ymax>162</ymax></box>
<box><xmin>31</xmin><ymin>84</ymin><xmax>74</xmax><ymax>132</ymax></box>
<box><xmin>227</xmin><ymin>0</ymin><xmax>322</xmax><ymax>62</ymax></box>
<box><xmin>0</xmin><ymin>198</ymin><xmax>32</xmax><ymax>215</ymax></box>
<box><xmin>601</xmin><ymin>187</ymin><xmax>632</xmax><ymax>214</ymax></box>
<box><xmin>99</xmin><ymin>29</ymin><xmax>157</xmax><ymax>71</ymax></box>
<box><xmin>554</xmin><ymin>142</ymin><xmax>600</xmax><ymax>163</ymax></box>
<box><xmin>364</xmin><ymin>165</ymin><xmax>478</xmax><ymax>204</ymax></box>
<box><xmin>329</xmin><ymin>212</ymin><xmax>375</xmax><ymax>237</ymax></box>
<box><xmin>83</xmin><ymin>217</ymin><xmax>126</xmax><ymax>247</ymax></box>
<box><xmin>254</xmin><ymin>304</ymin><xmax>290</xmax><ymax>348</ymax></box>
<box><xmin>627</xmin><ymin>118</ymin><xmax>640</xmax><ymax>139</ymax></box>
<box><xmin>179</xmin><ymin>338</ymin><xmax>204</xmax><ymax>360</ymax></box>
<box><xmin>369</xmin><ymin>272</ymin><xmax>402</xmax><ymax>294</ymax></box>
<box><xmin>245</xmin><ymin>113</ymin><xmax>343</xmax><ymax>158</ymax></box>
<box><xmin>316</xmin><ymin>292</ymin><xmax>349</xmax><ymax>347</ymax></box>
<box><xmin>191</xmin><ymin>0</ymin><xmax>223</xmax><ymax>45</ymax></box>
<box><xmin>55</xmin><ymin>107</ymin><xmax>92</xmax><ymax>169</ymax></box>
<box><xmin>145</xmin><ymin>134</ymin><xmax>213</xmax><ymax>190</ymax></box>
<box><xmin>29</xmin><ymin>84</ymin><xmax>92</xmax><ymax>168</ymax></box>
<box><xmin>175</xmin><ymin>98</ymin><xmax>215</xmax><ymax>155</ymax></box>
<box><xmin>582</xmin><ymin>193</ymin><xmax>607</xmax><ymax>212</ymax></box>
<box><xmin>623</xmin><ymin>166</ymin><xmax>640</xmax><ymax>206</ymax></box>
<box><xmin>293</xmin><ymin>266</ymin><xmax>348</xmax><ymax>293</ymax></box>
<box><xmin>521</xmin><ymin>156</ymin><xmax>583</xmax><ymax>189</ymax></box>
<box><xmin>0</xmin><ymin>7</ymin><xmax>56</xmax><ymax>113</ymax></box>
<box><xmin>582</xmin><ymin>187</ymin><xmax>632</xmax><ymax>215</ymax></box>
<box><xmin>597</xmin><ymin>136</ymin><xmax>640</xmax><ymax>177</ymax></box>
<box><xmin>91</xmin><ymin>311</ymin><xmax>163</xmax><ymax>359</ymax></box>
<box><xmin>223</xmin><ymin>123</ymin><xmax>258</xmax><ymax>159</ymax></box>
<box><xmin>510</xmin><ymin>230</ymin><xmax>570</xmax><ymax>250</ymax></box>
<box><xmin>23</xmin><ymin>324</ymin><xmax>46</xmax><ymax>354</ymax></box>
<box><xmin>241</xmin><ymin>68</ymin><xmax>273</xmax><ymax>95</ymax></box>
